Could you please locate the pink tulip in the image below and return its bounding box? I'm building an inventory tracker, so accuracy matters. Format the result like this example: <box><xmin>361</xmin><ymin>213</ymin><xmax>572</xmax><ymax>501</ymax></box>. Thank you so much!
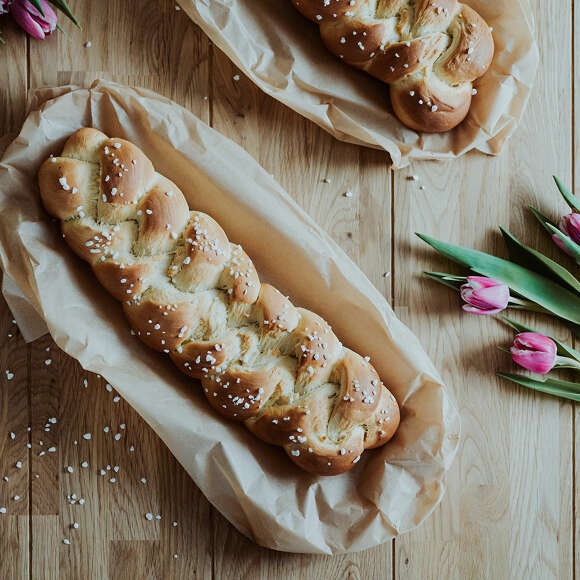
<box><xmin>510</xmin><ymin>332</ymin><xmax>557</xmax><ymax>374</ymax></box>
<box><xmin>460</xmin><ymin>276</ymin><xmax>509</xmax><ymax>316</ymax></box>
<box><xmin>559</xmin><ymin>213</ymin><xmax>580</xmax><ymax>245</ymax></box>
<box><xmin>553</xmin><ymin>213</ymin><xmax>580</xmax><ymax>256</ymax></box>
<box><xmin>11</xmin><ymin>0</ymin><xmax>57</xmax><ymax>40</ymax></box>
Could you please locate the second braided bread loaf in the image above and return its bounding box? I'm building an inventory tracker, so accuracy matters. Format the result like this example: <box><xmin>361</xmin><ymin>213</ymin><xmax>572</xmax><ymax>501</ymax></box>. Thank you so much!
<box><xmin>291</xmin><ymin>0</ymin><xmax>494</xmax><ymax>133</ymax></box>
<box><xmin>38</xmin><ymin>128</ymin><xmax>400</xmax><ymax>476</ymax></box>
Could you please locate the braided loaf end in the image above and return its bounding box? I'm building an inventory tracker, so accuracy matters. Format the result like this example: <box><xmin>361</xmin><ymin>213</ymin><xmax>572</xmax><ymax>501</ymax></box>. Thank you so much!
<box><xmin>291</xmin><ymin>0</ymin><xmax>494</xmax><ymax>132</ymax></box>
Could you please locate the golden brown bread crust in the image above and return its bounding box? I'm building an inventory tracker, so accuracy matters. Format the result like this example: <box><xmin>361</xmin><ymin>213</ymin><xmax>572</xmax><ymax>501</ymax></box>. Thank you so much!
<box><xmin>291</xmin><ymin>0</ymin><xmax>494</xmax><ymax>133</ymax></box>
<box><xmin>38</xmin><ymin>128</ymin><xmax>400</xmax><ymax>476</ymax></box>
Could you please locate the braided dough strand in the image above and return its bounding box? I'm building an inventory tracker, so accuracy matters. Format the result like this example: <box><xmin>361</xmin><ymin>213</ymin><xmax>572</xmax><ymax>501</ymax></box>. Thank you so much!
<box><xmin>38</xmin><ymin>128</ymin><xmax>400</xmax><ymax>475</ymax></box>
<box><xmin>292</xmin><ymin>0</ymin><xmax>494</xmax><ymax>132</ymax></box>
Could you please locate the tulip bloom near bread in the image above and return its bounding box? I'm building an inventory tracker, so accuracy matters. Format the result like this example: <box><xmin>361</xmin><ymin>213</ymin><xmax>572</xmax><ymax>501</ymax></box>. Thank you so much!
<box><xmin>37</xmin><ymin>128</ymin><xmax>400</xmax><ymax>476</ymax></box>
<box><xmin>291</xmin><ymin>0</ymin><xmax>494</xmax><ymax>133</ymax></box>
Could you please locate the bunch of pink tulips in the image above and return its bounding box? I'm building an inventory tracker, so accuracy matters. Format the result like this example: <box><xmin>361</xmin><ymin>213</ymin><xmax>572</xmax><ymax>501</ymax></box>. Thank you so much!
<box><xmin>420</xmin><ymin>176</ymin><xmax>580</xmax><ymax>402</ymax></box>
<box><xmin>460</xmin><ymin>276</ymin><xmax>580</xmax><ymax>375</ymax></box>
<box><xmin>0</xmin><ymin>0</ymin><xmax>76</xmax><ymax>43</ymax></box>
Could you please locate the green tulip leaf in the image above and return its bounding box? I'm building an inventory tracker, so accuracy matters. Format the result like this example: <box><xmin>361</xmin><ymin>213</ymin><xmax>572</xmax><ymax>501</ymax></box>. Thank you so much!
<box><xmin>48</xmin><ymin>0</ymin><xmax>79</xmax><ymax>27</ymax></box>
<box><xmin>529</xmin><ymin>206</ymin><xmax>557</xmax><ymax>235</ymax></box>
<box><xmin>30</xmin><ymin>0</ymin><xmax>45</xmax><ymax>16</ymax></box>
<box><xmin>553</xmin><ymin>176</ymin><xmax>580</xmax><ymax>212</ymax></box>
<box><xmin>497</xmin><ymin>372</ymin><xmax>580</xmax><ymax>402</ymax></box>
<box><xmin>423</xmin><ymin>271</ymin><xmax>465</xmax><ymax>291</ymax></box>
<box><xmin>499</xmin><ymin>315</ymin><xmax>580</xmax><ymax>362</ymax></box>
<box><xmin>499</xmin><ymin>227</ymin><xmax>580</xmax><ymax>295</ymax></box>
<box><xmin>416</xmin><ymin>233</ymin><xmax>580</xmax><ymax>325</ymax></box>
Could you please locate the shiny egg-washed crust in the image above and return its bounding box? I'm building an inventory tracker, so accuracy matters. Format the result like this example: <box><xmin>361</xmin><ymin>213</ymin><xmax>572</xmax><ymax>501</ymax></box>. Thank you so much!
<box><xmin>38</xmin><ymin>128</ymin><xmax>400</xmax><ymax>476</ymax></box>
<box><xmin>291</xmin><ymin>0</ymin><xmax>494</xmax><ymax>133</ymax></box>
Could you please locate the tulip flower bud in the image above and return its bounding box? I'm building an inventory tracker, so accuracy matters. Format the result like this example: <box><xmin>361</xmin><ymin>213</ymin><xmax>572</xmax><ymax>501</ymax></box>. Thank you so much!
<box><xmin>559</xmin><ymin>213</ymin><xmax>580</xmax><ymax>245</ymax></box>
<box><xmin>510</xmin><ymin>332</ymin><xmax>557</xmax><ymax>374</ymax></box>
<box><xmin>459</xmin><ymin>276</ymin><xmax>509</xmax><ymax>316</ymax></box>
<box><xmin>11</xmin><ymin>0</ymin><xmax>57</xmax><ymax>40</ymax></box>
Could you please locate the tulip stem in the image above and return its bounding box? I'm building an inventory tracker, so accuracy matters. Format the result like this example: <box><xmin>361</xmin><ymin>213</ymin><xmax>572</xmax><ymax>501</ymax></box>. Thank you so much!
<box><xmin>554</xmin><ymin>356</ymin><xmax>580</xmax><ymax>371</ymax></box>
<box><xmin>507</xmin><ymin>296</ymin><xmax>552</xmax><ymax>315</ymax></box>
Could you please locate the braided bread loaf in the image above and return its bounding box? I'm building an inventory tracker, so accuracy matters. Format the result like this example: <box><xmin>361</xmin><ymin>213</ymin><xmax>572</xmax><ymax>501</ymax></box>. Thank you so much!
<box><xmin>292</xmin><ymin>0</ymin><xmax>494</xmax><ymax>133</ymax></box>
<box><xmin>38</xmin><ymin>128</ymin><xmax>400</xmax><ymax>476</ymax></box>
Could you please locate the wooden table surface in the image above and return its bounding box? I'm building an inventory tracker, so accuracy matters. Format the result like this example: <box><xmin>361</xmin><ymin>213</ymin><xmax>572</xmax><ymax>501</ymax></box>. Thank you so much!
<box><xmin>0</xmin><ymin>0</ymin><xmax>577</xmax><ymax>578</ymax></box>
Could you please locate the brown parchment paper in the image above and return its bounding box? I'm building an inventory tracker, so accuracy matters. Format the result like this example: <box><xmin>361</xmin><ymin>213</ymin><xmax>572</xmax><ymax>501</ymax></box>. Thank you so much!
<box><xmin>0</xmin><ymin>80</ymin><xmax>459</xmax><ymax>554</ymax></box>
<box><xmin>178</xmin><ymin>0</ymin><xmax>538</xmax><ymax>167</ymax></box>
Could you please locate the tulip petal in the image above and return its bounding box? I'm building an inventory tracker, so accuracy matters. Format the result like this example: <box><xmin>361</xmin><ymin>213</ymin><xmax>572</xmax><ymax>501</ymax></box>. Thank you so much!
<box><xmin>471</xmin><ymin>284</ymin><xmax>509</xmax><ymax>310</ymax></box>
<box><xmin>10</xmin><ymin>0</ymin><xmax>57</xmax><ymax>39</ymax></box>
<box><xmin>462</xmin><ymin>304</ymin><xmax>505</xmax><ymax>316</ymax></box>
<box><xmin>510</xmin><ymin>332</ymin><xmax>557</xmax><ymax>374</ymax></box>
<box><xmin>552</xmin><ymin>233</ymin><xmax>573</xmax><ymax>257</ymax></box>
<box><xmin>460</xmin><ymin>276</ymin><xmax>509</xmax><ymax>314</ymax></box>
<box><xmin>570</xmin><ymin>215</ymin><xmax>580</xmax><ymax>244</ymax></box>
<box><xmin>465</xmin><ymin>276</ymin><xmax>497</xmax><ymax>289</ymax></box>
<box><xmin>515</xmin><ymin>332</ymin><xmax>557</xmax><ymax>355</ymax></box>
<box><xmin>11</xmin><ymin>4</ymin><xmax>47</xmax><ymax>39</ymax></box>
<box><xmin>510</xmin><ymin>348</ymin><xmax>556</xmax><ymax>374</ymax></box>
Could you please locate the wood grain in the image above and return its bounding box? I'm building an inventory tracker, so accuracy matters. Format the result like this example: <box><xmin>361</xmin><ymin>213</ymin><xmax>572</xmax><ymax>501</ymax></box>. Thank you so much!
<box><xmin>0</xmin><ymin>16</ymin><xmax>30</xmax><ymax>580</ymax></box>
<box><xmin>574</xmin><ymin>0</ymin><xmax>580</xmax><ymax>575</ymax></box>
<box><xmin>0</xmin><ymin>0</ymin><xmax>577</xmax><ymax>578</ymax></box>
<box><xmin>394</xmin><ymin>2</ymin><xmax>574</xmax><ymax>578</ymax></box>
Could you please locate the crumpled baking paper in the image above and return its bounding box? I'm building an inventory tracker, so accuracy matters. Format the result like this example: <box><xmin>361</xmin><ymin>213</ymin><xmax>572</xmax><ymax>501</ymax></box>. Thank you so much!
<box><xmin>178</xmin><ymin>0</ymin><xmax>538</xmax><ymax>167</ymax></box>
<box><xmin>0</xmin><ymin>80</ymin><xmax>459</xmax><ymax>553</ymax></box>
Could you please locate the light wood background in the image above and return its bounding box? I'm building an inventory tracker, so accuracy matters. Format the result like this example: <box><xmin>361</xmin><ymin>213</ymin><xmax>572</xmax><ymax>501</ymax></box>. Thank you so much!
<box><xmin>0</xmin><ymin>0</ymin><xmax>577</xmax><ymax>578</ymax></box>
